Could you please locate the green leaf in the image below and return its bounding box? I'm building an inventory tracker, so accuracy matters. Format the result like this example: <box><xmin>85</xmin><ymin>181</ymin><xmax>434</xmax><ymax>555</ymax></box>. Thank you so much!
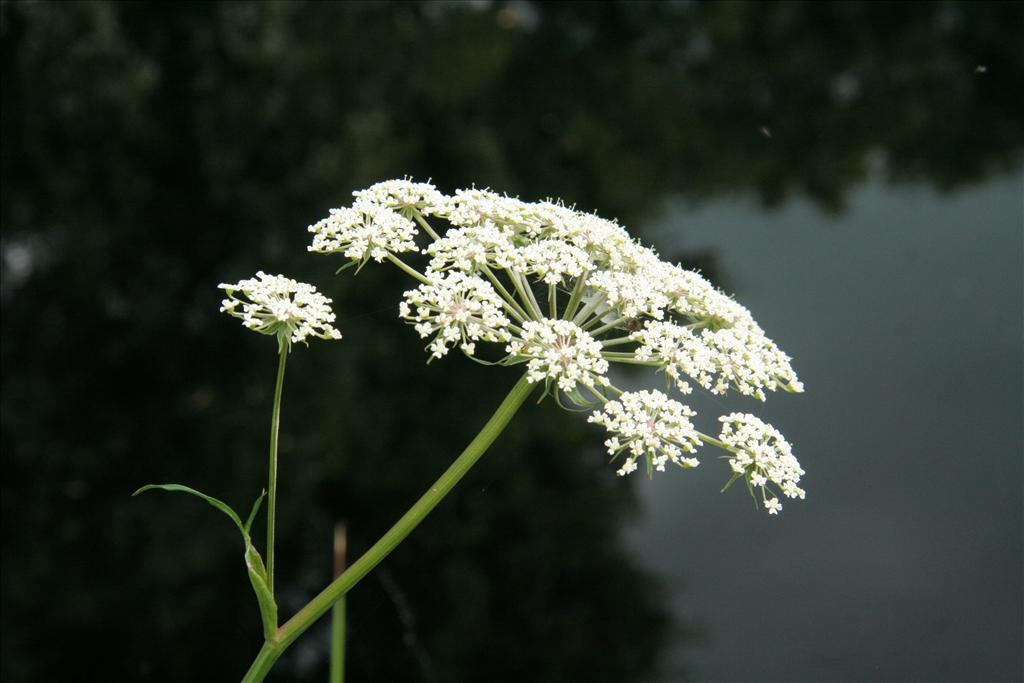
<box><xmin>133</xmin><ymin>483</ymin><xmax>245</xmax><ymax>536</ymax></box>
<box><xmin>136</xmin><ymin>483</ymin><xmax>279</xmax><ymax>637</ymax></box>
<box><xmin>719</xmin><ymin>471</ymin><xmax>744</xmax><ymax>494</ymax></box>
<box><xmin>245</xmin><ymin>542</ymin><xmax>278</xmax><ymax>639</ymax></box>
<box><xmin>334</xmin><ymin>260</ymin><xmax>358</xmax><ymax>275</ymax></box>
<box><xmin>244</xmin><ymin>489</ymin><xmax>268</xmax><ymax>535</ymax></box>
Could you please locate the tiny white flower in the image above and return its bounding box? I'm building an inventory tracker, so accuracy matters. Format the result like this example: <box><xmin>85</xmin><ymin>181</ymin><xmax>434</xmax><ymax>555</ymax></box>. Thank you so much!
<box><xmin>219</xmin><ymin>272</ymin><xmax>342</xmax><ymax>352</ymax></box>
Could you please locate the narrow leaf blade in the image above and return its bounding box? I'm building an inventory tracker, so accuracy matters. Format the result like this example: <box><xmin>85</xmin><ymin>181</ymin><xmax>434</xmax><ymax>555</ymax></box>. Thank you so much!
<box><xmin>243</xmin><ymin>489</ymin><xmax>268</xmax><ymax>535</ymax></box>
<box><xmin>133</xmin><ymin>483</ymin><xmax>245</xmax><ymax>536</ymax></box>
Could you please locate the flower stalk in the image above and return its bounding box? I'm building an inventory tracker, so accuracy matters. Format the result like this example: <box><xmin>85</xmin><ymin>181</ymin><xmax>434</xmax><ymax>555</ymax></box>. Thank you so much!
<box><xmin>240</xmin><ymin>372</ymin><xmax>536</xmax><ymax>683</ymax></box>
<box><xmin>265</xmin><ymin>347</ymin><xmax>287</xmax><ymax>595</ymax></box>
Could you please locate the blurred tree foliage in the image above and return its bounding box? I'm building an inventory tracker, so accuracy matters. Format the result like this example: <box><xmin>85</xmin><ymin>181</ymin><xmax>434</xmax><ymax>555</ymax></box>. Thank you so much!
<box><xmin>1</xmin><ymin>1</ymin><xmax>1020</xmax><ymax>681</ymax></box>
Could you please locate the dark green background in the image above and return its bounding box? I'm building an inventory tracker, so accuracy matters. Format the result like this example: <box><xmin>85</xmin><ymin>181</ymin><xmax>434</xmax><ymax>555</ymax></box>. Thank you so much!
<box><xmin>2</xmin><ymin>2</ymin><xmax>1021</xmax><ymax>681</ymax></box>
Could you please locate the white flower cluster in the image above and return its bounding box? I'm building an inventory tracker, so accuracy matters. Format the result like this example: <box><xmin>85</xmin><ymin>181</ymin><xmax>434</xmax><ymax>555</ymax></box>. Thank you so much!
<box><xmin>633</xmin><ymin>319</ymin><xmax>802</xmax><ymax>400</ymax></box>
<box><xmin>517</xmin><ymin>240</ymin><xmax>592</xmax><ymax>285</ymax></box>
<box><xmin>588</xmin><ymin>390</ymin><xmax>700</xmax><ymax>476</ymax></box>
<box><xmin>426</xmin><ymin>225</ymin><xmax>518</xmax><ymax>273</ymax></box>
<box><xmin>219</xmin><ymin>272</ymin><xmax>342</xmax><ymax>350</ymax></box>
<box><xmin>308</xmin><ymin>179</ymin><xmax>806</xmax><ymax>508</ymax></box>
<box><xmin>718</xmin><ymin>413</ymin><xmax>805</xmax><ymax>514</ymax></box>
<box><xmin>506</xmin><ymin>319</ymin><xmax>609</xmax><ymax>393</ymax></box>
<box><xmin>308</xmin><ymin>200</ymin><xmax>418</xmax><ymax>265</ymax></box>
<box><xmin>399</xmin><ymin>271</ymin><xmax>512</xmax><ymax>359</ymax></box>
<box><xmin>353</xmin><ymin>178</ymin><xmax>447</xmax><ymax>217</ymax></box>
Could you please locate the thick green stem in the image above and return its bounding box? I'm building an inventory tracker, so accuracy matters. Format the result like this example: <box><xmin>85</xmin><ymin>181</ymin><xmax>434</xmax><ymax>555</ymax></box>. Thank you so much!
<box><xmin>240</xmin><ymin>372</ymin><xmax>535</xmax><ymax>683</ymax></box>
<box><xmin>242</xmin><ymin>641</ymin><xmax>279</xmax><ymax>683</ymax></box>
<box><xmin>267</xmin><ymin>348</ymin><xmax>288</xmax><ymax>596</ymax></box>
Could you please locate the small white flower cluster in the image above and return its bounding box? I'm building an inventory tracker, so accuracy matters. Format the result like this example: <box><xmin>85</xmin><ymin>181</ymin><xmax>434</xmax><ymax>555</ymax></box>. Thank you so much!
<box><xmin>353</xmin><ymin>178</ymin><xmax>448</xmax><ymax>216</ymax></box>
<box><xmin>307</xmin><ymin>179</ymin><xmax>806</xmax><ymax>511</ymax></box>
<box><xmin>633</xmin><ymin>320</ymin><xmax>802</xmax><ymax>400</ymax></box>
<box><xmin>426</xmin><ymin>225</ymin><xmax>519</xmax><ymax>273</ymax></box>
<box><xmin>718</xmin><ymin>413</ymin><xmax>806</xmax><ymax>514</ymax></box>
<box><xmin>587</xmin><ymin>268</ymin><xmax>671</xmax><ymax>320</ymax></box>
<box><xmin>219</xmin><ymin>272</ymin><xmax>342</xmax><ymax>350</ymax></box>
<box><xmin>399</xmin><ymin>271</ymin><xmax>512</xmax><ymax>359</ymax></box>
<box><xmin>517</xmin><ymin>240</ymin><xmax>592</xmax><ymax>286</ymax></box>
<box><xmin>588</xmin><ymin>390</ymin><xmax>701</xmax><ymax>476</ymax></box>
<box><xmin>506</xmin><ymin>319</ymin><xmax>609</xmax><ymax>393</ymax></box>
<box><xmin>308</xmin><ymin>200</ymin><xmax>418</xmax><ymax>265</ymax></box>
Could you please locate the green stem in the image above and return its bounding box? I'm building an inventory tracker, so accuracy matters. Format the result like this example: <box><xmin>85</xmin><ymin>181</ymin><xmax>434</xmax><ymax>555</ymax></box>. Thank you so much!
<box><xmin>240</xmin><ymin>372</ymin><xmax>536</xmax><ymax>683</ymax></box>
<box><xmin>561</xmin><ymin>272</ymin><xmax>589</xmax><ymax>321</ymax></box>
<box><xmin>601</xmin><ymin>353</ymin><xmax>659</xmax><ymax>367</ymax></box>
<box><xmin>386</xmin><ymin>253</ymin><xmax>432</xmax><ymax>285</ymax></box>
<box><xmin>480</xmin><ymin>264</ymin><xmax>531</xmax><ymax>323</ymax></box>
<box><xmin>329</xmin><ymin>595</ymin><xmax>346</xmax><ymax>683</ymax></box>
<box><xmin>588</xmin><ymin>316</ymin><xmax>628</xmax><ymax>336</ymax></box>
<box><xmin>267</xmin><ymin>348</ymin><xmax>287</xmax><ymax>597</ymax></box>
<box><xmin>601</xmin><ymin>336</ymin><xmax>634</xmax><ymax>347</ymax></box>
<box><xmin>412</xmin><ymin>211</ymin><xmax>441</xmax><ymax>241</ymax></box>
<box><xmin>512</xmin><ymin>272</ymin><xmax>543</xmax><ymax>320</ymax></box>
<box><xmin>571</xmin><ymin>292</ymin><xmax>606</xmax><ymax>326</ymax></box>
<box><xmin>698</xmin><ymin>432</ymin><xmax>731</xmax><ymax>451</ymax></box>
<box><xmin>329</xmin><ymin>523</ymin><xmax>347</xmax><ymax>683</ymax></box>
<box><xmin>520</xmin><ymin>274</ymin><xmax>545</xmax><ymax>320</ymax></box>
<box><xmin>481</xmin><ymin>264</ymin><xmax>532</xmax><ymax>323</ymax></box>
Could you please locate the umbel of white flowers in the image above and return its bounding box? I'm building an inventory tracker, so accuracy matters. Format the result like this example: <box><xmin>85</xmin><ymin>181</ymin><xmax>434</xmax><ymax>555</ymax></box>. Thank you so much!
<box><xmin>308</xmin><ymin>179</ymin><xmax>806</xmax><ymax>514</ymax></box>
<box><xmin>219</xmin><ymin>271</ymin><xmax>342</xmax><ymax>353</ymax></box>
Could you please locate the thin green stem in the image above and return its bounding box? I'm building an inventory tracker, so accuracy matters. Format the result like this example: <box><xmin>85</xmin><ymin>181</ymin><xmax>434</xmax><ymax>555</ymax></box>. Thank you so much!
<box><xmin>601</xmin><ymin>336</ymin><xmax>634</xmax><ymax>347</ymax></box>
<box><xmin>329</xmin><ymin>596</ymin><xmax>345</xmax><ymax>683</ymax></box>
<box><xmin>571</xmin><ymin>292</ymin><xmax>606</xmax><ymax>326</ymax></box>
<box><xmin>601</xmin><ymin>355</ymin><xmax>660</xmax><ymax>367</ymax></box>
<box><xmin>588</xmin><ymin>316</ymin><xmax>628</xmax><ymax>336</ymax></box>
<box><xmin>561</xmin><ymin>272</ymin><xmax>589</xmax><ymax>321</ymax></box>
<box><xmin>240</xmin><ymin>373</ymin><xmax>536</xmax><ymax>683</ymax></box>
<box><xmin>266</xmin><ymin>348</ymin><xmax>287</xmax><ymax>597</ymax></box>
<box><xmin>412</xmin><ymin>211</ymin><xmax>441</xmax><ymax>241</ymax></box>
<box><xmin>329</xmin><ymin>523</ymin><xmax>347</xmax><ymax>683</ymax></box>
<box><xmin>518</xmin><ymin>273</ymin><xmax>545</xmax><ymax>320</ymax></box>
<box><xmin>386</xmin><ymin>253</ymin><xmax>432</xmax><ymax>285</ymax></box>
<box><xmin>698</xmin><ymin>432</ymin><xmax>731</xmax><ymax>450</ymax></box>
<box><xmin>510</xmin><ymin>271</ymin><xmax>543</xmax><ymax>319</ymax></box>
<box><xmin>480</xmin><ymin>264</ymin><xmax>531</xmax><ymax>323</ymax></box>
<box><xmin>548</xmin><ymin>283</ymin><xmax>557</xmax><ymax>318</ymax></box>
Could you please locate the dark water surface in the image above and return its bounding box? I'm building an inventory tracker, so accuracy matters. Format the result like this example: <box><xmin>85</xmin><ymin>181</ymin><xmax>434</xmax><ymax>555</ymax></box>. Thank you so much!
<box><xmin>631</xmin><ymin>174</ymin><xmax>1023</xmax><ymax>681</ymax></box>
<box><xmin>2</xmin><ymin>3</ymin><xmax>1022</xmax><ymax>682</ymax></box>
